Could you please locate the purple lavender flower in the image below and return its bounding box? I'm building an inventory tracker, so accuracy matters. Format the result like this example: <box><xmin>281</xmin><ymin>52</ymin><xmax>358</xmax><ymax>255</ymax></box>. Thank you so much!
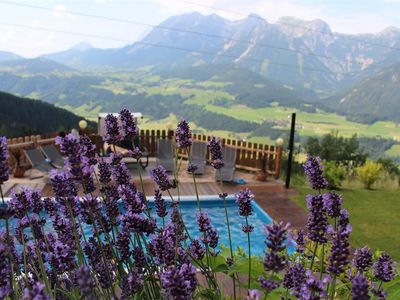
<box><xmin>306</xmin><ymin>194</ymin><xmax>328</xmax><ymax>244</ymax></box>
<box><xmin>121</xmin><ymin>270</ymin><xmax>142</xmax><ymax>299</ymax></box>
<box><xmin>74</xmin><ymin>266</ymin><xmax>96</xmax><ymax>300</ymax></box>
<box><xmin>0</xmin><ymin>242</ymin><xmax>12</xmax><ymax>299</ymax></box>
<box><xmin>351</xmin><ymin>274</ymin><xmax>370</xmax><ymax>300</ymax></box>
<box><xmin>102</xmin><ymin>185</ymin><xmax>120</xmax><ymax>225</ymax></box>
<box><xmin>23</xmin><ymin>282</ymin><xmax>52</xmax><ymax>300</ymax></box>
<box><xmin>263</xmin><ymin>251</ymin><xmax>286</xmax><ymax>273</ymax></box>
<box><xmin>120</xmin><ymin>108</ymin><xmax>137</xmax><ymax>139</ymax></box>
<box><xmin>121</xmin><ymin>211</ymin><xmax>156</xmax><ymax>235</ymax></box>
<box><xmin>235</xmin><ymin>188</ymin><xmax>254</xmax><ymax>217</ymax></box>
<box><xmin>259</xmin><ymin>277</ymin><xmax>280</xmax><ymax>293</ymax></box>
<box><xmin>187</xmin><ymin>163</ymin><xmax>198</xmax><ymax>174</ymax></box>
<box><xmin>206</xmin><ymin>227</ymin><xmax>219</xmax><ymax>249</ymax></box>
<box><xmin>112</xmin><ymin>161</ymin><xmax>132</xmax><ymax>186</ymax></box>
<box><xmin>119</xmin><ymin>184</ymin><xmax>145</xmax><ymax>213</ymax></box>
<box><xmin>98</xmin><ymin>160</ymin><xmax>112</xmax><ymax>185</ymax></box>
<box><xmin>283</xmin><ymin>263</ymin><xmax>306</xmax><ymax>297</ymax></box>
<box><xmin>242</xmin><ymin>224</ymin><xmax>254</xmax><ymax>233</ymax></box>
<box><xmin>149</xmin><ymin>224</ymin><xmax>176</xmax><ymax>266</ymax></box>
<box><xmin>338</xmin><ymin>208</ymin><xmax>350</xmax><ymax>228</ymax></box>
<box><xmin>207</xmin><ymin>137</ymin><xmax>224</xmax><ymax>169</ymax></box>
<box><xmin>150</xmin><ymin>165</ymin><xmax>175</xmax><ymax>191</ymax></box>
<box><xmin>132</xmin><ymin>246</ymin><xmax>147</xmax><ymax>269</ymax></box>
<box><xmin>79</xmin><ymin>135</ymin><xmax>97</xmax><ymax>166</ymax></box>
<box><xmin>327</xmin><ymin>224</ymin><xmax>352</xmax><ymax>275</ymax></box>
<box><xmin>303</xmin><ymin>155</ymin><xmax>329</xmax><ymax>190</ymax></box>
<box><xmin>293</xmin><ymin>229</ymin><xmax>306</xmax><ymax>254</ymax></box>
<box><xmin>189</xmin><ymin>239</ymin><xmax>205</xmax><ymax>260</ymax></box>
<box><xmin>80</xmin><ymin>157</ymin><xmax>96</xmax><ymax>194</ymax></box>
<box><xmin>48</xmin><ymin>239</ymin><xmax>77</xmax><ymax>274</ymax></box>
<box><xmin>116</xmin><ymin>229</ymin><xmax>131</xmax><ymax>261</ymax></box>
<box><xmin>247</xmin><ymin>289</ymin><xmax>262</xmax><ymax>300</ymax></box>
<box><xmin>263</xmin><ymin>222</ymin><xmax>289</xmax><ymax>272</ymax></box>
<box><xmin>55</xmin><ymin>133</ymin><xmax>81</xmax><ymax>159</ymax></box>
<box><xmin>104</xmin><ymin>113</ymin><xmax>122</xmax><ymax>144</ymax></box>
<box><xmin>373</xmin><ymin>253</ymin><xmax>397</xmax><ymax>282</ymax></box>
<box><xmin>197</xmin><ymin>211</ymin><xmax>212</xmax><ymax>232</ymax></box>
<box><xmin>352</xmin><ymin>246</ymin><xmax>373</xmax><ymax>273</ymax></box>
<box><xmin>49</xmin><ymin>170</ymin><xmax>77</xmax><ymax>198</ymax></box>
<box><xmin>264</xmin><ymin>222</ymin><xmax>289</xmax><ymax>253</ymax></box>
<box><xmin>129</xmin><ymin>147</ymin><xmax>142</xmax><ymax>160</ymax></box>
<box><xmin>0</xmin><ymin>137</ymin><xmax>9</xmax><ymax>184</ymax></box>
<box><xmin>175</xmin><ymin>119</ymin><xmax>192</xmax><ymax>149</ymax></box>
<box><xmin>298</xmin><ymin>271</ymin><xmax>330</xmax><ymax>300</ymax></box>
<box><xmin>154</xmin><ymin>189</ymin><xmax>168</xmax><ymax>218</ymax></box>
<box><xmin>323</xmin><ymin>191</ymin><xmax>343</xmax><ymax>218</ymax></box>
<box><xmin>160</xmin><ymin>263</ymin><xmax>197</xmax><ymax>300</ymax></box>
<box><xmin>10</xmin><ymin>187</ymin><xmax>33</xmax><ymax>218</ymax></box>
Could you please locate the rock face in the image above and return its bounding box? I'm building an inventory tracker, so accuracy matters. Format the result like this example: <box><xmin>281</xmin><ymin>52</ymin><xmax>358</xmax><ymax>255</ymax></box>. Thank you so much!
<box><xmin>39</xmin><ymin>12</ymin><xmax>400</xmax><ymax>95</ymax></box>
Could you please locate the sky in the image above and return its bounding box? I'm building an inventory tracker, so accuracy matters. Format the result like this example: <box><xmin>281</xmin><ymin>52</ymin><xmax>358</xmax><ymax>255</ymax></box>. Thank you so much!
<box><xmin>1</xmin><ymin>0</ymin><xmax>400</xmax><ymax>57</ymax></box>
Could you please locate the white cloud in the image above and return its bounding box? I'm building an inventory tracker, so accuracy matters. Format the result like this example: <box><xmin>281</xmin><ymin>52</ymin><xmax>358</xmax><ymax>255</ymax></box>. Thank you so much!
<box><xmin>52</xmin><ymin>4</ymin><xmax>67</xmax><ymax>19</ymax></box>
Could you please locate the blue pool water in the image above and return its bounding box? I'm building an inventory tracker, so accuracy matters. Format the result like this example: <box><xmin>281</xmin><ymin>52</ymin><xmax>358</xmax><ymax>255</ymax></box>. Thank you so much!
<box><xmin>2</xmin><ymin>196</ymin><xmax>294</xmax><ymax>256</ymax></box>
<box><xmin>173</xmin><ymin>198</ymin><xmax>277</xmax><ymax>255</ymax></box>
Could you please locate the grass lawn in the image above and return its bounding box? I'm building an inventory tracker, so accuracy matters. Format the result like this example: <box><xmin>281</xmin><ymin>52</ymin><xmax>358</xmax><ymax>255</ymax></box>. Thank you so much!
<box><xmin>290</xmin><ymin>176</ymin><xmax>400</xmax><ymax>262</ymax></box>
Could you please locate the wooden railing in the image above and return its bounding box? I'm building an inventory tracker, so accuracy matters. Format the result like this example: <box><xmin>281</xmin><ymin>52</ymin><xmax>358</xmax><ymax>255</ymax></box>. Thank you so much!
<box><xmin>137</xmin><ymin>129</ymin><xmax>283</xmax><ymax>178</ymax></box>
<box><xmin>6</xmin><ymin>129</ymin><xmax>283</xmax><ymax>179</ymax></box>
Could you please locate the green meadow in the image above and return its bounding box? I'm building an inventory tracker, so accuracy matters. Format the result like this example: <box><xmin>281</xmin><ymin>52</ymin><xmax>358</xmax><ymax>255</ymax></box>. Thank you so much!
<box><xmin>60</xmin><ymin>75</ymin><xmax>400</xmax><ymax>157</ymax></box>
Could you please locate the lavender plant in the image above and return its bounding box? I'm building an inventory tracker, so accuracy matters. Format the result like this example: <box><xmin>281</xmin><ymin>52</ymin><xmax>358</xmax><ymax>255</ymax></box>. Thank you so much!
<box><xmin>0</xmin><ymin>116</ymin><xmax>398</xmax><ymax>299</ymax></box>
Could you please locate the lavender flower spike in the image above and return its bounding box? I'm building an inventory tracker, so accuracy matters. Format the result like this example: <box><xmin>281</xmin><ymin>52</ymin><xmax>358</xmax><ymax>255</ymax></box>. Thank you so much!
<box><xmin>327</xmin><ymin>224</ymin><xmax>352</xmax><ymax>275</ymax></box>
<box><xmin>351</xmin><ymin>274</ymin><xmax>370</xmax><ymax>300</ymax></box>
<box><xmin>0</xmin><ymin>136</ymin><xmax>9</xmax><ymax>184</ymax></box>
<box><xmin>120</xmin><ymin>108</ymin><xmax>137</xmax><ymax>138</ymax></box>
<box><xmin>306</xmin><ymin>194</ymin><xmax>328</xmax><ymax>244</ymax></box>
<box><xmin>160</xmin><ymin>263</ymin><xmax>197</xmax><ymax>300</ymax></box>
<box><xmin>207</xmin><ymin>137</ymin><xmax>224</xmax><ymax>169</ymax></box>
<box><xmin>235</xmin><ymin>188</ymin><xmax>254</xmax><ymax>217</ymax></box>
<box><xmin>154</xmin><ymin>189</ymin><xmax>168</xmax><ymax>218</ymax></box>
<box><xmin>352</xmin><ymin>246</ymin><xmax>373</xmax><ymax>273</ymax></box>
<box><xmin>150</xmin><ymin>165</ymin><xmax>175</xmax><ymax>191</ymax></box>
<box><xmin>104</xmin><ymin>113</ymin><xmax>122</xmax><ymax>144</ymax></box>
<box><xmin>23</xmin><ymin>282</ymin><xmax>52</xmax><ymax>300</ymax></box>
<box><xmin>373</xmin><ymin>253</ymin><xmax>397</xmax><ymax>282</ymax></box>
<box><xmin>303</xmin><ymin>154</ymin><xmax>328</xmax><ymax>190</ymax></box>
<box><xmin>175</xmin><ymin>119</ymin><xmax>192</xmax><ymax>149</ymax></box>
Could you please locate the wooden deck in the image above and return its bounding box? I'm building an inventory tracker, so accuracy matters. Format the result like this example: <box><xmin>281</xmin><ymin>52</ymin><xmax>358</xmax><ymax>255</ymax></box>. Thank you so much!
<box><xmin>1</xmin><ymin>160</ymin><xmax>307</xmax><ymax>228</ymax></box>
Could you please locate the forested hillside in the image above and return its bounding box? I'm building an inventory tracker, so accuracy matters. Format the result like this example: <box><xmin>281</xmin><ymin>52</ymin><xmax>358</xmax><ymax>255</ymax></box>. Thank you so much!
<box><xmin>0</xmin><ymin>91</ymin><xmax>93</xmax><ymax>137</ymax></box>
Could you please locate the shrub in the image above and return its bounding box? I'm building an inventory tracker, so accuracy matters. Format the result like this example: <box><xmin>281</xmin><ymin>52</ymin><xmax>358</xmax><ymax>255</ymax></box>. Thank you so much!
<box><xmin>322</xmin><ymin>160</ymin><xmax>346</xmax><ymax>189</ymax></box>
<box><xmin>357</xmin><ymin>160</ymin><xmax>382</xmax><ymax>189</ymax></box>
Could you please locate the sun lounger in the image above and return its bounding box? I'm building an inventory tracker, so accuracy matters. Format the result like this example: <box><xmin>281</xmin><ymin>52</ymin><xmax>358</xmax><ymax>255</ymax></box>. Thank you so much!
<box><xmin>24</xmin><ymin>148</ymin><xmax>56</xmax><ymax>179</ymax></box>
<box><xmin>215</xmin><ymin>146</ymin><xmax>237</xmax><ymax>182</ymax></box>
<box><xmin>189</xmin><ymin>141</ymin><xmax>207</xmax><ymax>175</ymax></box>
<box><xmin>40</xmin><ymin>144</ymin><xmax>64</xmax><ymax>168</ymax></box>
<box><xmin>156</xmin><ymin>139</ymin><xmax>175</xmax><ymax>172</ymax></box>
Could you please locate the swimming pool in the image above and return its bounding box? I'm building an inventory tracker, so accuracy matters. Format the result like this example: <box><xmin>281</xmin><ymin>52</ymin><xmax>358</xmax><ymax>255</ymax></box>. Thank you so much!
<box><xmin>173</xmin><ymin>196</ymin><xmax>275</xmax><ymax>255</ymax></box>
<box><xmin>1</xmin><ymin>195</ymin><xmax>294</xmax><ymax>256</ymax></box>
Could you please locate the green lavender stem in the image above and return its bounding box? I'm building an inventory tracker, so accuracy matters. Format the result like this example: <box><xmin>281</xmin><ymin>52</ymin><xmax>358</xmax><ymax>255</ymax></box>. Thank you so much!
<box><xmin>245</xmin><ymin>216</ymin><xmax>251</xmax><ymax>290</ymax></box>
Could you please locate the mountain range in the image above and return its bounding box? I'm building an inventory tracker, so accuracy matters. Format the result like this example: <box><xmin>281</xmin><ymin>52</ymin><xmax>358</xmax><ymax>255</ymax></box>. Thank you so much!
<box><xmin>0</xmin><ymin>12</ymin><xmax>399</xmax><ymax>124</ymax></box>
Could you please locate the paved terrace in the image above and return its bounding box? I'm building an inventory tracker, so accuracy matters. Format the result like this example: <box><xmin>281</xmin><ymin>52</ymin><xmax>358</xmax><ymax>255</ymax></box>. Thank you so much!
<box><xmin>1</xmin><ymin>159</ymin><xmax>307</xmax><ymax>228</ymax></box>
